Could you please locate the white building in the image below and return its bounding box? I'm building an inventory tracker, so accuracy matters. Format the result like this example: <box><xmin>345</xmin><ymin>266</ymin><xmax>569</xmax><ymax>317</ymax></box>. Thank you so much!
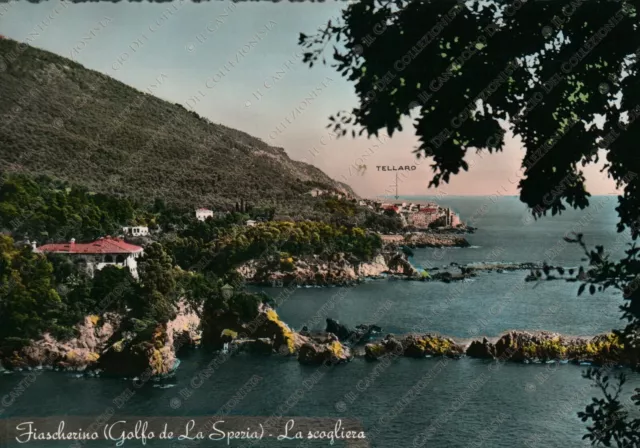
<box><xmin>122</xmin><ymin>226</ymin><xmax>149</xmax><ymax>237</ymax></box>
<box><xmin>307</xmin><ymin>188</ymin><xmax>324</xmax><ymax>197</ymax></box>
<box><xmin>34</xmin><ymin>237</ymin><xmax>144</xmax><ymax>279</ymax></box>
<box><xmin>196</xmin><ymin>208</ymin><xmax>214</xmax><ymax>221</ymax></box>
<box><xmin>245</xmin><ymin>220</ymin><xmax>257</xmax><ymax>227</ymax></box>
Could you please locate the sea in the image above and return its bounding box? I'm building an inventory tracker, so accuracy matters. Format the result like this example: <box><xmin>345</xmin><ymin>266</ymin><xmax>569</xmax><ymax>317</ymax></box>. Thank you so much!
<box><xmin>1</xmin><ymin>196</ymin><xmax>639</xmax><ymax>448</ymax></box>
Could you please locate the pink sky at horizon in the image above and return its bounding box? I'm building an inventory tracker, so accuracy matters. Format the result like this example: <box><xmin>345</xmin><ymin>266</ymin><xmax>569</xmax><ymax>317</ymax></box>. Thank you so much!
<box><xmin>285</xmin><ymin>117</ymin><xmax>623</xmax><ymax>199</ymax></box>
<box><xmin>0</xmin><ymin>2</ymin><xmax>626</xmax><ymax>200</ymax></box>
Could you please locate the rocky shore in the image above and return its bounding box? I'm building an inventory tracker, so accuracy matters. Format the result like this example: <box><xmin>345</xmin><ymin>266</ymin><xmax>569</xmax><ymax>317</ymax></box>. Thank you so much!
<box><xmin>206</xmin><ymin>305</ymin><xmax>353</xmax><ymax>365</ymax></box>
<box><xmin>237</xmin><ymin>251</ymin><xmax>420</xmax><ymax>286</ymax></box>
<box><xmin>424</xmin><ymin>226</ymin><xmax>477</xmax><ymax>235</ymax></box>
<box><xmin>363</xmin><ymin>330</ymin><xmax>635</xmax><ymax>367</ymax></box>
<box><xmin>381</xmin><ymin>233</ymin><xmax>470</xmax><ymax>249</ymax></box>
<box><xmin>2</xmin><ymin>306</ymin><xmax>636</xmax><ymax>372</ymax></box>
<box><xmin>0</xmin><ymin>300</ymin><xmax>201</xmax><ymax>377</ymax></box>
<box><xmin>199</xmin><ymin>314</ymin><xmax>638</xmax><ymax>369</ymax></box>
<box><xmin>413</xmin><ymin>262</ymin><xmax>580</xmax><ymax>283</ymax></box>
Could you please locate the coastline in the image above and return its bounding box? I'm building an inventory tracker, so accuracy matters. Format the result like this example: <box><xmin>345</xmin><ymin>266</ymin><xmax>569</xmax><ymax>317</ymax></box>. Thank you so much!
<box><xmin>2</xmin><ymin>327</ymin><xmax>630</xmax><ymax>374</ymax></box>
<box><xmin>240</xmin><ymin>257</ymin><xmax>581</xmax><ymax>287</ymax></box>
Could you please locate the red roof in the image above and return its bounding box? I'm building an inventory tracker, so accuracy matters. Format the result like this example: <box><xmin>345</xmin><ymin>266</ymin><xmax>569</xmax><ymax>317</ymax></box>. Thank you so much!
<box><xmin>37</xmin><ymin>237</ymin><xmax>143</xmax><ymax>254</ymax></box>
<box><xmin>420</xmin><ymin>208</ymin><xmax>438</xmax><ymax>214</ymax></box>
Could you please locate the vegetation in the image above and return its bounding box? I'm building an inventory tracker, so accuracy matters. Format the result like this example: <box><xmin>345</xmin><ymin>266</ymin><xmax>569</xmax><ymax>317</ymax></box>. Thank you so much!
<box><xmin>363</xmin><ymin>211</ymin><xmax>403</xmax><ymax>233</ymax></box>
<box><xmin>0</xmin><ymin>38</ymin><xmax>354</xmax><ymax>211</ymax></box>
<box><xmin>0</xmin><ymin>235</ymin><xmax>63</xmax><ymax>342</ymax></box>
<box><xmin>365</xmin><ymin>343</ymin><xmax>387</xmax><ymax>359</ymax></box>
<box><xmin>0</xmin><ymin>164</ymin><xmax>383</xmax><ymax>358</ymax></box>
<box><xmin>0</xmin><ymin>231</ymin><xmax>278</xmax><ymax>348</ymax></box>
<box><xmin>317</xmin><ymin>198</ymin><xmax>358</xmax><ymax>217</ymax></box>
<box><xmin>0</xmin><ymin>174</ymin><xmax>140</xmax><ymax>242</ymax></box>
<box><xmin>266</xmin><ymin>308</ymin><xmax>296</xmax><ymax>355</ymax></box>
<box><xmin>522</xmin><ymin>338</ymin><xmax>568</xmax><ymax>361</ymax></box>
<box><xmin>300</xmin><ymin>1</ymin><xmax>640</xmax><ymax>444</ymax></box>
<box><xmin>165</xmin><ymin>220</ymin><xmax>382</xmax><ymax>278</ymax></box>
<box><xmin>415</xmin><ymin>336</ymin><xmax>454</xmax><ymax>356</ymax></box>
<box><xmin>330</xmin><ymin>341</ymin><xmax>345</xmax><ymax>358</ymax></box>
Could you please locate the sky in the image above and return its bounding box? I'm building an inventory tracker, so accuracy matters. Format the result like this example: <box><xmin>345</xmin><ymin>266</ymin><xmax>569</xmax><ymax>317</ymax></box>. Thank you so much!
<box><xmin>0</xmin><ymin>0</ymin><xmax>620</xmax><ymax>198</ymax></box>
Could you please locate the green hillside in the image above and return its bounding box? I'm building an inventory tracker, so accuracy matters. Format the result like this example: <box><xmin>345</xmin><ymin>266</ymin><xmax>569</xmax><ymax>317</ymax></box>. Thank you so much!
<box><xmin>0</xmin><ymin>38</ymin><xmax>356</xmax><ymax>211</ymax></box>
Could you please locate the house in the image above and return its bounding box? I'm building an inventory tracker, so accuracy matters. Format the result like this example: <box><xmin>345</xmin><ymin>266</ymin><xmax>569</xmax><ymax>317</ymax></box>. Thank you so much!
<box><xmin>122</xmin><ymin>226</ymin><xmax>149</xmax><ymax>237</ymax></box>
<box><xmin>307</xmin><ymin>188</ymin><xmax>324</xmax><ymax>197</ymax></box>
<box><xmin>196</xmin><ymin>208</ymin><xmax>214</xmax><ymax>221</ymax></box>
<box><xmin>245</xmin><ymin>219</ymin><xmax>257</xmax><ymax>227</ymax></box>
<box><xmin>409</xmin><ymin>208</ymin><xmax>440</xmax><ymax>228</ymax></box>
<box><xmin>34</xmin><ymin>237</ymin><xmax>144</xmax><ymax>279</ymax></box>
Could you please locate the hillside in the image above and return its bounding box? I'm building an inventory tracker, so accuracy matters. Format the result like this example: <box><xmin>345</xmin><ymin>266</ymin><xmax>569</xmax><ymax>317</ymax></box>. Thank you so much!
<box><xmin>0</xmin><ymin>38</ymin><xmax>357</xmax><ymax>211</ymax></box>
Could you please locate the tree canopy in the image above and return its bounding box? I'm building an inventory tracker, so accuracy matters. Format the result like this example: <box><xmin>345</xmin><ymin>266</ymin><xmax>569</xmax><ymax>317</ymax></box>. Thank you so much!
<box><xmin>300</xmin><ymin>0</ymin><xmax>640</xmax><ymax>234</ymax></box>
<box><xmin>300</xmin><ymin>1</ymin><xmax>640</xmax><ymax>445</ymax></box>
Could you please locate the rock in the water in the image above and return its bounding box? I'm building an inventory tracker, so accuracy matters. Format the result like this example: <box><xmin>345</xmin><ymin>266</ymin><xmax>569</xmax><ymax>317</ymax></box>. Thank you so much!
<box><xmin>325</xmin><ymin>319</ymin><xmax>383</xmax><ymax>345</ymax></box>
<box><xmin>466</xmin><ymin>338</ymin><xmax>495</xmax><ymax>359</ymax></box>
<box><xmin>237</xmin><ymin>251</ymin><xmax>420</xmax><ymax>286</ymax></box>
<box><xmin>297</xmin><ymin>340</ymin><xmax>352</xmax><ymax>365</ymax></box>
<box><xmin>325</xmin><ymin>319</ymin><xmax>352</xmax><ymax>341</ymax></box>
<box><xmin>401</xmin><ymin>334</ymin><xmax>465</xmax><ymax>358</ymax></box>
<box><xmin>484</xmin><ymin>331</ymin><xmax>629</xmax><ymax>365</ymax></box>
<box><xmin>365</xmin><ymin>334</ymin><xmax>463</xmax><ymax>360</ymax></box>
<box><xmin>364</xmin><ymin>343</ymin><xmax>389</xmax><ymax>360</ymax></box>
<box><xmin>202</xmin><ymin>304</ymin><xmax>298</xmax><ymax>355</ymax></box>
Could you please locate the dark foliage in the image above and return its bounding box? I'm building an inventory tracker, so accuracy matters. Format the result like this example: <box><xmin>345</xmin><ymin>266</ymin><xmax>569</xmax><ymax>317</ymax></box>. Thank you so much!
<box><xmin>300</xmin><ymin>1</ymin><xmax>640</xmax><ymax>444</ymax></box>
<box><xmin>0</xmin><ymin>173</ymin><xmax>138</xmax><ymax>243</ymax></box>
<box><xmin>300</xmin><ymin>0</ymin><xmax>640</xmax><ymax>235</ymax></box>
<box><xmin>364</xmin><ymin>210</ymin><xmax>403</xmax><ymax>233</ymax></box>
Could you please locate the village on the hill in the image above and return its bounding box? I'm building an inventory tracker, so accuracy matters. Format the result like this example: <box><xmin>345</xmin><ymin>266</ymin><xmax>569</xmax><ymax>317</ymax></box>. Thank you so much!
<box><xmin>307</xmin><ymin>187</ymin><xmax>464</xmax><ymax>230</ymax></box>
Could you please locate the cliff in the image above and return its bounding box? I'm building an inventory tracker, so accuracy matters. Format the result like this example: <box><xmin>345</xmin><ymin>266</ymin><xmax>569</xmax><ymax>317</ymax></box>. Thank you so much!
<box><xmin>0</xmin><ymin>300</ymin><xmax>201</xmax><ymax>377</ymax></box>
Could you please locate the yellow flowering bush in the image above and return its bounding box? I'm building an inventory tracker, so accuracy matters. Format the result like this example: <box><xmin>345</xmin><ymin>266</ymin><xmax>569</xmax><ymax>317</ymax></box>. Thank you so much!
<box><xmin>266</xmin><ymin>309</ymin><xmax>295</xmax><ymax>354</ymax></box>
<box><xmin>330</xmin><ymin>341</ymin><xmax>344</xmax><ymax>358</ymax></box>
<box><xmin>221</xmin><ymin>329</ymin><xmax>238</xmax><ymax>339</ymax></box>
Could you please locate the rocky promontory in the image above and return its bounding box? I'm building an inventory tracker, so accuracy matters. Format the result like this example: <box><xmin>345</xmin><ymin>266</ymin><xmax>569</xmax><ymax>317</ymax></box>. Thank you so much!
<box><xmin>202</xmin><ymin>303</ymin><xmax>352</xmax><ymax>365</ymax></box>
<box><xmin>362</xmin><ymin>330</ymin><xmax>636</xmax><ymax>367</ymax></box>
<box><xmin>0</xmin><ymin>300</ymin><xmax>201</xmax><ymax>377</ymax></box>
<box><xmin>237</xmin><ymin>251</ymin><xmax>420</xmax><ymax>286</ymax></box>
<box><xmin>365</xmin><ymin>333</ymin><xmax>465</xmax><ymax>360</ymax></box>
<box><xmin>381</xmin><ymin>233</ymin><xmax>470</xmax><ymax>249</ymax></box>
